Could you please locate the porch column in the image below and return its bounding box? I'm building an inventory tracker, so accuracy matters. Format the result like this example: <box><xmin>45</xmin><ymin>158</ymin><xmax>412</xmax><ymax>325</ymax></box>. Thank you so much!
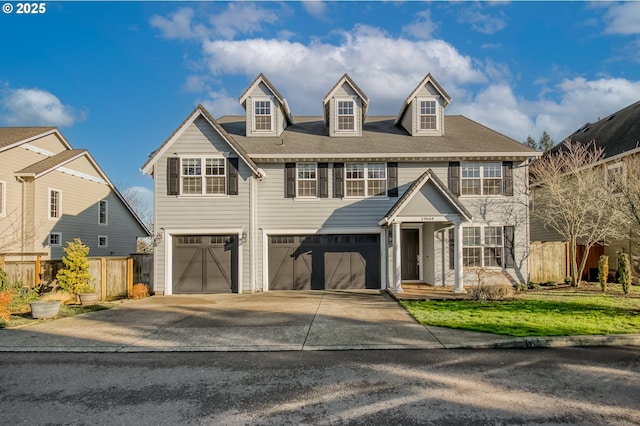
<box><xmin>453</xmin><ymin>222</ymin><xmax>466</xmax><ymax>293</ymax></box>
<box><xmin>392</xmin><ymin>222</ymin><xmax>403</xmax><ymax>293</ymax></box>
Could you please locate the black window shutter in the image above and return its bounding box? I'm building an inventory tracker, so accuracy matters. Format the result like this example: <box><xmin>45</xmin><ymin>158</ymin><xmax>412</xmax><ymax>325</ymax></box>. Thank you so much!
<box><xmin>448</xmin><ymin>228</ymin><xmax>455</xmax><ymax>270</ymax></box>
<box><xmin>448</xmin><ymin>162</ymin><xmax>460</xmax><ymax>196</ymax></box>
<box><xmin>318</xmin><ymin>163</ymin><xmax>328</xmax><ymax>198</ymax></box>
<box><xmin>502</xmin><ymin>161</ymin><xmax>513</xmax><ymax>196</ymax></box>
<box><xmin>284</xmin><ymin>163</ymin><xmax>296</xmax><ymax>198</ymax></box>
<box><xmin>387</xmin><ymin>162</ymin><xmax>398</xmax><ymax>197</ymax></box>
<box><xmin>504</xmin><ymin>225</ymin><xmax>515</xmax><ymax>268</ymax></box>
<box><xmin>167</xmin><ymin>157</ymin><xmax>180</xmax><ymax>195</ymax></box>
<box><xmin>333</xmin><ymin>163</ymin><xmax>344</xmax><ymax>198</ymax></box>
<box><xmin>227</xmin><ymin>158</ymin><xmax>239</xmax><ymax>195</ymax></box>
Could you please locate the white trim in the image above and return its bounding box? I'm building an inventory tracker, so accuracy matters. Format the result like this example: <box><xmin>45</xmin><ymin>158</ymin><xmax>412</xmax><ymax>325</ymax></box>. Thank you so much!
<box><xmin>163</xmin><ymin>228</ymin><xmax>244</xmax><ymax>295</ymax></box>
<box><xmin>261</xmin><ymin>227</ymin><xmax>385</xmax><ymax>292</ymax></box>
<box><xmin>98</xmin><ymin>200</ymin><xmax>108</xmax><ymax>225</ymax></box>
<box><xmin>416</xmin><ymin>97</ymin><xmax>440</xmax><ymax>135</ymax></box>
<box><xmin>179</xmin><ymin>156</ymin><xmax>227</xmax><ymax>196</ymax></box>
<box><xmin>335</xmin><ymin>98</ymin><xmax>356</xmax><ymax>133</ymax></box>
<box><xmin>252</xmin><ymin>97</ymin><xmax>274</xmax><ymax>134</ymax></box>
<box><xmin>49</xmin><ymin>232</ymin><xmax>62</xmax><ymax>247</ymax></box>
<box><xmin>0</xmin><ymin>129</ymin><xmax>67</xmax><ymax>153</ymax></box>
<box><xmin>251</xmin><ymin>152</ymin><xmax>542</xmax><ymax>160</ymax></box>
<box><xmin>296</xmin><ymin>162</ymin><xmax>318</xmax><ymax>198</ymax></box>
<box><xmin>0</xmin><ymin>180</ymin><xmax>5</xmax><ymax>217</ymax></box>
<box><xmin>401</xmin><ymin>224</ymin><xmax>424</xmax><ymax>282</ymax></box>
<box><xmin>98</xmin><ymin>235</ymin><xmax>108</xmax><ymax>247</ymax></box>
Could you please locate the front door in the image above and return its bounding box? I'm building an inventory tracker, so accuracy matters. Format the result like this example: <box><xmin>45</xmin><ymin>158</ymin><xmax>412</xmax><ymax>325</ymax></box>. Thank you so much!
<box><xmin>401</xmin><ymin>229</ymin><xmax>420</xmax><ymax>280</ymax></box>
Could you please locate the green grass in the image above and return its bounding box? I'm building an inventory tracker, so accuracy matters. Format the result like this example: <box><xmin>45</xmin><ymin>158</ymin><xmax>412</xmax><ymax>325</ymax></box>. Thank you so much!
<box><xmin>402</xmin><ymin>287</ymin><xmax>640</xmax><ymax>337</ymax></box>
<box><xmin>0</xmin><ymin>303</ymin><xmax>113</xmax><ymax>329</ymax></box>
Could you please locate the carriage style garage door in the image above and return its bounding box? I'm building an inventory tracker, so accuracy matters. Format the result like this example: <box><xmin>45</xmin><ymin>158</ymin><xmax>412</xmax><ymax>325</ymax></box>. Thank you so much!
<box><xmin>172</xmin><ymin>235</ymin><xmax>238</xmax><ymax>293</ymax></box>
<box><xmin>268</xmin><ymin>234</ymin><xmax>381</xmax><ymax>290</ymax></box>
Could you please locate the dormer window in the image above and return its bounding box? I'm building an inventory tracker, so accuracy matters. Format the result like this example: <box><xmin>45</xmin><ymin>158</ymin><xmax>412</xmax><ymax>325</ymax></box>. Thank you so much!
<box><xmin>254</xmin><ymin>100</ymin><xmax>272</xmax><ymax>131</ymax></box>
<box><xmin>419</xmin><ymin>100</ymin><xmax>437</xmax><ymax>130</ymax></box>
<box><xmin>337</xmin><ymin>100</ymin><xmax>354</xmax><ymax>131</ymax></box>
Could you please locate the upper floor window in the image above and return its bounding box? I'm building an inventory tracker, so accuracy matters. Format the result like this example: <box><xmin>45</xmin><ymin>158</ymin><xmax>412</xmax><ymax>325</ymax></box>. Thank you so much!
<box><xmin>181</xmin><ymin>157</ymin><xmax>226</xmax><ymax>195</ymax></box>
<box><xmin>345</xmin><ymin>163</ymin><xmax>387</xmax><ymax>197</ymax></box>
<box><xmin>606</xmin><ymin>162</ymin><xmax>625</xmax><ymax>192</ymax></box>
<box><xmin>0</xmin><ymin>181</ymin><xmax>5</xmax><ymax>217</ymax></box>
<box><xmin>98</xmin><ymin>200</ymin><xmax>108</xmax><ymax>225</ymax></box>
<box><xmin>419</xmin><ymin>100</ymin><xmax>437</xmax><ymax>130</ymax></box>
<box><xmin>254</xmin><ymin>100</ymin><xmax>272</xmax><ymax>131</ymax></box>
<box><xmin>337</xmin><ymin>100</ymin><xmax>354</xmax><ymax>131</ymax></box>
<box><xmin>461</xmin><ymin>162</ymin><xmax>502</xmax><ymax>196</ymax></box>
<box><xmin>49</xmin><ymin>189</ymin><xmax>61</xmax><ymax>219</ymax></box>
<box><xmin>297</xmin><ymin>163</ymin><xmax>317</xmax><ymax>197</ymax></box>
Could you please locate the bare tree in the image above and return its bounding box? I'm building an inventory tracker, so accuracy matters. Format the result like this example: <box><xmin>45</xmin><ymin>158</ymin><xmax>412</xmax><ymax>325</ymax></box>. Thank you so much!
<box><xmin>0</xmin><ymin>208</ymin><xmax>40</xmax><ymax>254</ymax></box>
<box><xmin>611</xmin><ymin>154</ymin><xmax>640</xmax><ymax>241</ymax></box>
<box><xmin>530</xmin><ymin>139</ymin><xmax>629</xmax><ymax>286</ymax></box>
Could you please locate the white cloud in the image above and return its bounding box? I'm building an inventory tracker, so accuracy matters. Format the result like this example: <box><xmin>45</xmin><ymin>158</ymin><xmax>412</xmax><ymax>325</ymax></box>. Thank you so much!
<box><xmin>603</xmin><ymin>2</ymin><xmax>640</xmax><ymax>35</ymax></box>
<box><xmin>198</xmin><ymin>89</ymin><xmax>243</xmax><ymax>117</ymax></box>
<box><xmin>302</xmin><ymin>1</ymin><xmax>327</xmax><ymax>19</ymax></box>
<box><xmin>122</xmin><ymin>186</ymin><xmax>153</xmax><ymax>219</ymax></box>
<box><xmin>456</xmin><ymin>4</ymin><xmax>507</xmax><ymax>34</ymax></box>
<box><xmin>403</xmin><ymin>9</ymin><xmax>438</xmax><ymax>40</ymax></box>
<box><xmin>150</xmin><ymin>7</ymin><xmax>204</xmax><ymax>40</ymax></box>
<box><xmin>0</xmin><ymin>86</ymin><xmax>85</xmax><ymax>127</ymax></box>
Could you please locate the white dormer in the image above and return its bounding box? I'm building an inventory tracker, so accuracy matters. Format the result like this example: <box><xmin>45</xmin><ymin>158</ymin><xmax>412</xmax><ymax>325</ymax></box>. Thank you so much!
<box><xmin>322</xmin><ymin>74</ymin><xmax>369</xmax><ymax>138</ymax></box>
<box><xmin>239</xmin><ymin>73</ymin><xmax>293</xmax><ymax>137</ymax></box>
<box><xmin>395</xmin><ymin>73</ymin><xmax>451</xmax><ymax>137</ymax></box>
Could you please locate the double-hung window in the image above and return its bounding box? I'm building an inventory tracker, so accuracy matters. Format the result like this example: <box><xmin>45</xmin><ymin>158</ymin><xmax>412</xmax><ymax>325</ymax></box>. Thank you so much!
<box><xmin>254</xmin><ymin>100</ymin><xmax>272</xmax><ymax>131</ymax></box>
<box><xmin>337</xmin><ymin>100</ymin><xmax>354</xmax><ymax>131</ymax></box>
<box><xmin>297</xmin><ymin>163</ymin><xmax>317</xmax><ymax>197</ymax></box>
<box><xmin>98</xmin><ymin>200</ymin><xmax>108</xmax><ymax>225</ymax></box>
<box><xmin>181</xmin><ymin>157</ymin><xmax>226</xmax><ymax>195</ymax></box>
<box><xmin>345</xmin><ymin>163</ymin><xmax>387</xmax><ymax>197</ymax></box>
<box><xmin>419</xmin><ymin>100</ymin><xmax>437</xmax><ymax>130</ymax></box>
<box><xmin>463</xmin><ymin>226</ymin><xmax>504</xmax><ymax>267</ymax></box>
<box><xmin>49</xmin><ymin>189</ymin><xmax>61</xmax><ymax>219</ymax></box>
<box><xmin>461</xmin><ymin>162</ymin><xmax>502</xmax><ymax>196</ymax></box>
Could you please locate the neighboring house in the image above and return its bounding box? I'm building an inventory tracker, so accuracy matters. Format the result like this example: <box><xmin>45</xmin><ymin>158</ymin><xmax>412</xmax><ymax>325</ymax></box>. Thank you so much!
<box><xmin>530</xmin><ymin>100</ymin><xmax>640</xmax><ymax>282</ymax></box>
<box><xmin>142</xmin><ymin>73</ymin><xmax>539</xmax><ymax>295</ymax></box>
<box><xmin>0</xmin><ymin>127</ymin><xmax>151</xmax><ymax>259</ymax></box>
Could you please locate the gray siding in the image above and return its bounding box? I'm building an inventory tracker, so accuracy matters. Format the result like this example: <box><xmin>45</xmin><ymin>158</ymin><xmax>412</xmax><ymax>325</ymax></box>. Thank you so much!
<box><xmin>153</xmin><ymin>116</ymin><xmax>252</xmax><ymax>293</ymax></box>
<box><xmin>327</xmin><ymin>84</ymin><xmax>363</xmax><ymax>137</ymax></box>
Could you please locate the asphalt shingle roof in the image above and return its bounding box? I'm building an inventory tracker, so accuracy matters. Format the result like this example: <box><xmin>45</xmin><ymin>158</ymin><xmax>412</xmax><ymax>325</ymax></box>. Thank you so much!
<box><xmin>0</xmin><ymin>127</ymin><xmax>56</xmax><ymax>151</ymax></box>
<box><xmin>15</xmin><ymin>149</ymin><xmax>87</xmax><ymax>177</ymax></box>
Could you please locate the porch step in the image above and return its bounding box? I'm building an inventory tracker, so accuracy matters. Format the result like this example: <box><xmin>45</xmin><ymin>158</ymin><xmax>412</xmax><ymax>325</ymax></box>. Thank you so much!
<box><xmin>401</xmin><ymin>282</ymin><xmax>435</xmax><ymax>290</ymax></box>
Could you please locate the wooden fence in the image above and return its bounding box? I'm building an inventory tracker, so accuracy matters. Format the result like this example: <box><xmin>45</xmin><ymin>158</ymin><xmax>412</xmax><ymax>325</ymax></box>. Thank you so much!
<box><xmin>529</xmin><ymin>241</ymin><xmax>568</xmax><ymax>283</ymax></box>
<box><xmin>0</xmin><ymin>255</ymin><xmax>153</xmax><ymax>300</ymax></box>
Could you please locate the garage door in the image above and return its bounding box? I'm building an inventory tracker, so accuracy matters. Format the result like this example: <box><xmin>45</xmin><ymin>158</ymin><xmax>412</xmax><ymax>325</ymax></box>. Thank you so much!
<box><xmin>172</xmin><ymin>235</ymin><xmax>238</xmax><ymax>293</ymax></box>
<box><xmin>268</xmin><ymin>234</ymin><xmax>380</xmax><ymax>290</ymax></box>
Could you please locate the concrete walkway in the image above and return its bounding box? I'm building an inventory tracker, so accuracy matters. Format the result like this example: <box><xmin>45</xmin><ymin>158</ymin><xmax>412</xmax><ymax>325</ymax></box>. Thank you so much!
<box><xmin>1</xmin><ymin>290</ymin><xmax>639</xmax><ymax>352</ymax></box>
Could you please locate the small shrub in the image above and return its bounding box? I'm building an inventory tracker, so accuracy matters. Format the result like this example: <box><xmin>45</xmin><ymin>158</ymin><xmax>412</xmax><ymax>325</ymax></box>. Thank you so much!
<box><xmin>619</xmin><ymin>253</ymin><xmax>632</xmax><ymax>294</ymax></box>
<box><xmin>564</xmin><ymin>277</ymin><xmax>571</xmax><ymax>285</ymax></box>
<box><xmin>470</xmin><ymin>283</ymin><xmax>514</xmax><ymax>301</ymax></box>
<box><xmin>130</xmin><ymin>283</ymin><xmax>149</xmax><ymax>299</ymax></box>
<box><xmin>598</xmin><ymin>255</ymin><xmax>609</xmax><ymax>291</ymax></box>
<box><xmin>0</xmin><ymin>290</ymin><xmax>14</xmax><ymax>321</ymax></box>
<box><xmin>39</xmin><ymin>291</ymin><xmax>73</xmax><ymax>303</ymax></box>
<box><xmin>514</xmin><ymin>283</ymin><xmax>527</xmax><ymax>293</ymax></box>
<box><xmin>528</xmin><ymin>281</ymin><xmax>539</xmax><ymax>290</ymax></box>
<box><xmin>56</xmin><ymin>238</ymin><xmax>95</xmax><ymax>296</ymax></box>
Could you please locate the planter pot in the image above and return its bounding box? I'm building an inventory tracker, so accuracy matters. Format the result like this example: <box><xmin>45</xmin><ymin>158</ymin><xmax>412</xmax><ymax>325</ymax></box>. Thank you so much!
<box><xmin>78</xmin><ymin>292</ymin><xmax>100</xmax><ymax>306</ymax></box>
<box><xmin>30</xmin><ymin>301</ymin><xmax>61</xmax><ymax>319</ymax></box>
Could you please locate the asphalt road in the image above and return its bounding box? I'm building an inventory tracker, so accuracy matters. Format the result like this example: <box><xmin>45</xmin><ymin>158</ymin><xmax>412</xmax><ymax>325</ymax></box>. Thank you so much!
<box><xmin>1</xmin><ymin>348</ymin><xmax>639</xmax><ymax>425</ymax></box>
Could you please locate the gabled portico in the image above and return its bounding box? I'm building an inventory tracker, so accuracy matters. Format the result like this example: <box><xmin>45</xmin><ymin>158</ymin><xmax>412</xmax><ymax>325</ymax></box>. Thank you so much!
<box><xmin>379</xmin><ymin>169</ymin><xmax>472</xmax><ymax>294</ymax></box>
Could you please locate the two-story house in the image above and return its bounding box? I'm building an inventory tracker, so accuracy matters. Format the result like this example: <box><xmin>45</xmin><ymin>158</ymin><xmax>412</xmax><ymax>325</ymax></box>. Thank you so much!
<box><xmin>142</xmin><ymin>73</ymin><xmax>539</xmax><ymax>295</ymax></box>
<box><xmin>0</xmin><ymin>127</ymin><xmax>150</xmax><ymax>259</ymax></box>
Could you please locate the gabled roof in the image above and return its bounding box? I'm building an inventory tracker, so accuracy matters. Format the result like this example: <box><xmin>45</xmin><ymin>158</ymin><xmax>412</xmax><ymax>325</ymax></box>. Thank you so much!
<box><xmin>140</xmin><ymin>104</ymin><xmax>263</xmax><ymax>178</ymax></box>
<box><xmin>561</xmin><ymin>100</ymin><xmax>640</xmax><ymax>160</ymax></box>
<box><xmin>395</xmin><ymin>73</ymin><xmax>452</xmax><ymax>126</ymax></box>
<box><xmin>0</xmin><ymin>127</ymin><xmax>70</xmax><ymax>152</ymax></box>
<box><xmin>322</xmin><ymin>73</ymin><xmax>370</xmax><ymax>124</ymax></box>
<box><xmin>379</xmin><ymin>169</ymin><xmax>472</xmax><ymax>226</ymax></box>
<box><xmin>15</xmin><ymin>149</ymin><xmax>87</xmax><ymax>178</ymax></box>
<box><xmin>238</xmin><ymin>73</ymin><xmax>294</xmax><ymax>125</ymax></box>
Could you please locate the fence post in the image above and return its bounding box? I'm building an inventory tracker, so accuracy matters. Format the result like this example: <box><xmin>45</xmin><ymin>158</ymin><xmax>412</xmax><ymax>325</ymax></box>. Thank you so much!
<box><xmin>127</xmin><ymin>257</ymin><xmax>133</xmax><ymax>298</ymax></box>
<box><xmin>101</xmin><ymin>257</ymin><xmax>107</xmax><ymax>301</ymax></box>
<box><xmin>35</xmin><ymin>255</ymin><xmax>41</xmax><ymax>286</ymax></box>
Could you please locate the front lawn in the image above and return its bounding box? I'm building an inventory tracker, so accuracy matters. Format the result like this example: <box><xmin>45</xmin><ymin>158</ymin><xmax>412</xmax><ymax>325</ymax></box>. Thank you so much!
<box><xmin>401</xmin><ymin>285</ymin><xmax>640</xmax><ymax>337</ymax></box>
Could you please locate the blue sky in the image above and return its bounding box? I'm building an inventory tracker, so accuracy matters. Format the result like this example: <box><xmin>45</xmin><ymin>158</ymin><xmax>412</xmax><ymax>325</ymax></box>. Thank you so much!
<box><xmin>2</xmin><ymin>1</ymin><xmax>640</xmax><ymax>215</ymax></box>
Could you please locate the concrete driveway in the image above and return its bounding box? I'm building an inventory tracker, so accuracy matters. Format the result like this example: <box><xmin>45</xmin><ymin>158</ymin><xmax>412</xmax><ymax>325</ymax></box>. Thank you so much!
<box><xmin>0</xmin><ymin>290</ymin><xmax>466</xmax><ymax>352</ymax></box>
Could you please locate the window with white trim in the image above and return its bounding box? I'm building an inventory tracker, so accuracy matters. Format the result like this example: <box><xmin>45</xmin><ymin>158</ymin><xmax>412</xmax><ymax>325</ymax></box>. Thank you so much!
<box><xmin>254</xmin><ymin>100</ymin><xmax>272</xmax><ymax>131</ymax></box>
<box><xmin>98</xmin><ymin>200</ymin><xmax>108</xmax><ymax>225</ymax></box>
<box><xmin>337</xmin><ymin>100</ymin><xmax>354</xmax><ymax>131</ymax></box>
<box><xmin>345</xmin><ymin>163</ymin><xmax>387</xmax><ymax>197</ymax></box>
<box><xmin>297</xmin><ymin>163</ymin><xmax>317</xmax><ymax>197</ymax></box>
<box><xmin>181</xmin><ymin>157</ymin><xmax>226</xmax><ymax>195</ymax></box>
<box><xmin>606</xmin><ymin>162</ymin><xmax>625</xmax><ymax>192</ymax></box>
<box><xmin>419</xmin><ymin>100</ymin><xmax>437</xmax><ymax>130</ymax></box>
<box><xmin>49</xmin><ymin>189</ymin><xmax>61</xmax><ymax>219</ymax></box>
<box><xmin>98</xmin><ymin>236</ymin><xmax>108</xmax><ymax>247</ymax></box>
<box><xmin>0</xmin><ymin>181</ymin><xmax>5</xmax><ymax>216</ymax></box>
<box><xmin>49</xmin><ymin>233</ymin><xmax>61</xmax><ymax>246</ymax></box>
<box><xmin>461</xmin><ymin>162</ymin><xmax>502</xmax><ymax>196</ymax></box>
<box><xmin>463</xmin><ymin>226</ymin><xmax>503</xmax><ymax>267</ymax></box>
